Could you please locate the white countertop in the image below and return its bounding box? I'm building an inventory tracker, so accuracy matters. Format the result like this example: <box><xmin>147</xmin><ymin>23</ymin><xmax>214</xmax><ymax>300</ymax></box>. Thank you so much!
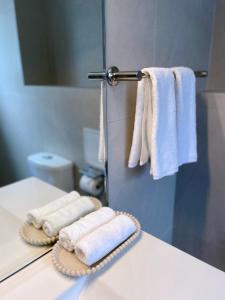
<box><xmin>0</xmin><ymin>177</ymin><xmax>66</xmax><ymax>281</ymax></box>
<box><xmin>0</xmin><ymin>177</ymin><xmax>66</xmax><ymax>221</ymax></box>
<box><xmin>0</xmin><ymin>178</ymin><xmax>225</xmax><ymax>299</ymax></box>
<box><xmin>1</xmin><ymin>232</ymin><xmax>225</xmax><ymax>300</ymax></box>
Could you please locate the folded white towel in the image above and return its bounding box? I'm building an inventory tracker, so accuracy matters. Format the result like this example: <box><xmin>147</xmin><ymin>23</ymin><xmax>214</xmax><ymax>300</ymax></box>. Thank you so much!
<box><xmin>59</xmin><ymin>207</ymin><xmax>116</xmax><ymax>251</ymax></box>
<box><xmin>172</xmin><ymin>67</ymin><xmax>197</xmax><ymax>166</ymax></box>
<box><xmin>99</xmin><ymin>81</ymin><xmax>106</xmax><ymax>163</ymax></box>
<box><xmin>42</xmin><ymin>197</ymin><xmax>95</xmax><ymax>237</ymax></box>
<box><xmin>75</xmin><ymin>215</ymin><xmax>136</xmax><ymax>266</ymax></box>
<box><xmin>27</xmin><ymin>191</ymin><xmax>80</xmax><ymax>229</ymax></box>
<box><xmin>147</xmin><ymin>68</ymin><xmax>178</xmax><ymax>179</ymax></box>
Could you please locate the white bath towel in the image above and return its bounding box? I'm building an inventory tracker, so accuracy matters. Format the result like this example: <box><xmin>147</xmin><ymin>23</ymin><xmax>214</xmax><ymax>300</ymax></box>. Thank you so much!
<box><xmin>75</xmin><ymin>215</ymin><xmax>136</xmax><ymax>266</ymax></box>
<box><xmin>27</xmin><ymin>191</ymin><xmax>80</xmax><ymax>229</ymax></box>
<box><xmin>172</xmin><ymin>67</ymin><xmax>197</xmax><ymax>166</ymax></box>
<box><xmin>42</xmin><ymin>197</ymin><xmax>95</xmax><ymax>237</ymax></box>
<box><xmin>146</xmin><ymin>68</ymin><xmax>178</xmax><ymax>179</ymax></box>
<box><xmin>99</xmin><ymin>81</ymin><xmax>106</xmax><ymax>162</ymax></box>
<box><xmin>59</xmin><ymin>207</ymin><xmax>116</xmax><ymax>251</ymax></box>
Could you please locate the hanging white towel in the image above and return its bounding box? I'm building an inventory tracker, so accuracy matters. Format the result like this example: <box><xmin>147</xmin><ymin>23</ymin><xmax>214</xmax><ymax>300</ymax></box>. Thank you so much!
<box><xmin>27</xmin><ymin>191</ymin><xmax>80</xmax><ymax>229</ymax></box>
<box><xmin>128</xmin><ymin>78</ymin><xmax>146</xmax><ymax>168</ymax></box>
<box><xmin>128</xmin><ymin>68</ymin><xmax>178</xmax><ymax>179</ymax></box>
<box><xmin>145</xmin><ymin>68</ymin><xmax>178</xmax><ymax>179</ymax></box>
<box><xmin>75</xmin><ymin>214</ymin><xmax>136</xmax><ymax>266</ymax></box>
<box><xmin>59</xmin><ymin>207</ymin><xmax>116</xmax><ymax>251</ymax></box>
<box><xmin>172</xmin><ymin>67</ymin><xmax>197</xmax><ymax>166</ymax></box>
<box><xmin>140</xmin><ymin>71</ymin><xmax>152</xmax><ymax>166</ymax></box>
<box><xmin>98</xmin><ymin>81</ymin><xmax>106</xmax><ymax>162</ymax></box>
<box><xmin>42</xmin><ymin>196</ymin><xmax>95</xmax><ymax>237</ymax></box>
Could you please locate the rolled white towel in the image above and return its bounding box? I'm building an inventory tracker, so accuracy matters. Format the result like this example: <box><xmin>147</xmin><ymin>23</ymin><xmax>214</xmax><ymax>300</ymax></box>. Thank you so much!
<box><xmin>75</xmin><ymin>215</ymin><xmax>137</xmax><ymax>266</ymax></box>
<box><xmin>59</xmin><ymin>207</ymin><xmax>116</xmax><ymax>251</ymax></box>
<box><xmin>42</xmin><ymin>197</ymin><xmax>96</xmax><ymax>237</ymax></box>
<box><xmin>27</xmin><ymin>191</ymin><xmax>80</xmax><ymax>229</ymax></box>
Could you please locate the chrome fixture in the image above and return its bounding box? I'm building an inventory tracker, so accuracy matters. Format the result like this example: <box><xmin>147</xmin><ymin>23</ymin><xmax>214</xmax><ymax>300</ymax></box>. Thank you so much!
<box><xmin>88</xmin><ymin>66</ymin><xmax>208</xmax><ymax>86</ymax></box>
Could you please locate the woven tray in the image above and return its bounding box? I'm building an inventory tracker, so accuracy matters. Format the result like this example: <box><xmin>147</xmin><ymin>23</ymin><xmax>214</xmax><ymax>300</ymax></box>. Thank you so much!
<box><xmin>20</xmin><ymin>198</ymin><xmax>102</xmax><ymax>246</ymax></box>
<box><xmin>52</xmin><ymin>211</ymin><xmax>141</xmax><ymax>277</ymax></box>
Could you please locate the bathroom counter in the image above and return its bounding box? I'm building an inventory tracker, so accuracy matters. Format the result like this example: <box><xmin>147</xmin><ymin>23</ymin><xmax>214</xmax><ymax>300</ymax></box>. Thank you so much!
<box><xmin>1</xmin><ymin>231</ymin><xmax>225</xmax><ymax>299</ymax></box>
<box><xmin>0</xmin><ymin>177</ymin><xmax>66</xmax><ymax>221</ymax></box>
<box><xmin>0</xmin><ymin>177</ymin><xmax>66</xmax><ymax>282</ymax></box>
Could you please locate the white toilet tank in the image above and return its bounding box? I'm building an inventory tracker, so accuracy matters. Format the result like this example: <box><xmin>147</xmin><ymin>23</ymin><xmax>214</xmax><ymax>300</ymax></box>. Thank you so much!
<box><xmin>27</xmin><ymin>152</ymin><xmax>74</xmax><ymax>192</ymax></box>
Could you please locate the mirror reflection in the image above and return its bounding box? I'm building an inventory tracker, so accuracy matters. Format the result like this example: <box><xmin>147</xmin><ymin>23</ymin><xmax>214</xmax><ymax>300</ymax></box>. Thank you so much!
<box><xmin>0</xmin><ymin>0</ymin><xmax>105</xmax><ymax>282</ymax></box>
<box><xmin>15</xmin><ymin>0</ymin><xmax>103</xmax><ymax>87</ymax></box>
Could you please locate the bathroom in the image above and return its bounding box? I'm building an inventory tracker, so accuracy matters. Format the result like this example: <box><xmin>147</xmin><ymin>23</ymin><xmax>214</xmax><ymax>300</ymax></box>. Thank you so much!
<box><xmin>1</xmin><ymin>0</ymin><xmax>225</xmax><ymax>299</ymax></box>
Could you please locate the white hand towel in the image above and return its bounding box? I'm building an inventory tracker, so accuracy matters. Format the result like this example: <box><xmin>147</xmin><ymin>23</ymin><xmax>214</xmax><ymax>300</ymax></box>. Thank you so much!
<box><xmin>172</xmin><ymin>67</ymin><xmax>197</xmax><ymax>166</ymax></box>
<box><xmin>128</xmin><ymin>78</ymin><xmax>146</xmax><ymax>167</ymax></box>
<box><xmin>144</xmin><ymin>68</ymin><xmax>178</xmax><ymax>179</ymax></box>
<box><xmin>98</xmin><ymin>81</ymin><xmax>106</xmax><ymax>162</ymax></box>
<box><xmin>42</xmin><ymin>197</ymin><xmax>95</xmax><ymax>237</ymax></box>
<box><xmin>59</xmin><ymin>207</ymin><xmax>116</xmax><ymax>251</ymax></box>
<box><xmin>75</xmin><ymin>215</ymin><xmax>136</xmax><ymax>266</ymax></box>
<box><xmin>27</xmin><ymin>191</ymin><xmax>80</xmax><ymax>229</ymax></box>
<box><xmin>140</xmin><ymin>71</ymin><xmax>152</xmax><ymax>166</ymax></box>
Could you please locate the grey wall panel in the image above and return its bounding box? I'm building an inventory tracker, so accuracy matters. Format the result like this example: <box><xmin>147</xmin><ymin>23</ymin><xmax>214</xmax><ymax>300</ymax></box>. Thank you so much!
<box><xmin>105</xmin><ymin>0</ymin><xmax>215</xmax><ymax>243</ymax></box>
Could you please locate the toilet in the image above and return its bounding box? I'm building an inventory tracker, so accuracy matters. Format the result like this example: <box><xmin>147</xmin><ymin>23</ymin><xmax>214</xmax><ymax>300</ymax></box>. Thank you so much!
<box><xmin>27</xmin><ymin>152</ymin><xmax>74</xmax><ymax>192</ymax></box>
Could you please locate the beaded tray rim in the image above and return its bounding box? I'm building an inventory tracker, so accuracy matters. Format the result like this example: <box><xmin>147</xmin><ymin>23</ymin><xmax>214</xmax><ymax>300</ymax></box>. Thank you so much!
<box><xmin>20</xmin><ymin>197</ymin><xmax>102</xmax><ymax>246</ymax></box>
<box><xmin>51</xmin><ymin>211</ymin><xmax>141</xmax><ymax>277</ymax></box>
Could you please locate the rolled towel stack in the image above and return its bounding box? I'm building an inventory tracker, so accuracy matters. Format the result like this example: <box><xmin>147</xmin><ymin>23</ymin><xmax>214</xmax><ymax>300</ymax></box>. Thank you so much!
<box><xmin>42</xmin><ymin>197</ymin><xmax>95</xmax><ymax>237</ymax></box>
<box><xmin>59</xmin><ymin>207</ymin><xmax>116</xmax><ymax>251</ymax></box>
<box><xmin>75</xmin><ymin>215</ymin><xmax>137</xmax><ymax>266</ymax></box>
<box><xmin>27</xmin><ymin>191</ymin><xmax>80</xmax><ymax>229</ymax></box>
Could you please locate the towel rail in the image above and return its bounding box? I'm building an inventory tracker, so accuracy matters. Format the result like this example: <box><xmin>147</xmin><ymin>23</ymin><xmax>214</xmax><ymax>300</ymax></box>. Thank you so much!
<box><xmin>88</xmin><ymin>66</ymin><xmax>208</xmax><ymax>86</ymax></box>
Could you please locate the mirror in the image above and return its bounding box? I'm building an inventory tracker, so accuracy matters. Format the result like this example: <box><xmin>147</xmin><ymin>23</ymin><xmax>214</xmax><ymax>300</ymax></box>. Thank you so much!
<box><xmin>15</xmin><ymin>0</ymin><xmax>103</xmax><ymax>87</ymax></box>
<box><xmin>0</xmin><ymin>0</ymin><xmax>105</xmax><ymax>282</ymax></box>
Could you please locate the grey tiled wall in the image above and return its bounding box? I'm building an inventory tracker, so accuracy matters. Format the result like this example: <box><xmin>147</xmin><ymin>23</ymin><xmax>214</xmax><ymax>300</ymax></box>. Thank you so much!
<box><xmin>208</xmin><ymin>0</ymin><xmax>225</xmax><ymax>91</ymax></box>
<box><xmin>173</xmin><ymin>92</ymin><xmax>225</xmax><ymax>271</ymax></box>
<box><xmin>105</xmin><ymin>0</ymin><xmax>215</xmax><ymax>242</ymax></box>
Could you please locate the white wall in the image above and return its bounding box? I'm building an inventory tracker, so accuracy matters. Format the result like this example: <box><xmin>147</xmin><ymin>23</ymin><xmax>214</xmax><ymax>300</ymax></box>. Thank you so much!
<box><xmin>0</xmin><ymin>0</ymin><xmax>101</xmax><ymax>186</ymax></box>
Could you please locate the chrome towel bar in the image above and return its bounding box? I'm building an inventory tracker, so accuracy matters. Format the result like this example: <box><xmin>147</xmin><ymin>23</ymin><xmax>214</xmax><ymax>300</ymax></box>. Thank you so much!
<box><xmin>88</xmin><ymin>66</ymin><xmax>208</xmax><ymax>86</ymax></box>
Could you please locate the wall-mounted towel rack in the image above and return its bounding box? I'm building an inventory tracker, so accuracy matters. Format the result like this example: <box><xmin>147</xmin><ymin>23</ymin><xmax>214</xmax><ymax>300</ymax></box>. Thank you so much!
<box><xmin>88</xmin><ymin>66</ymin><xmax>208</xmax><ymax>86</ymax></box>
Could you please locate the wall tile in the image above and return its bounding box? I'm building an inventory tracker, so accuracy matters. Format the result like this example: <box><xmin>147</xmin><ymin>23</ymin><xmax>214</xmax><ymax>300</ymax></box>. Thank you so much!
<box><xmin>105</xmin><ymin>0</ymin><xmax>156</xmax><ymax>69</ymax></box>
<box><xmin>173</xmin><ymin>92</ymin><xmax>225</xmax><ymax>270</ymax></box>
<box><xmin>208</xmin><ymin>0</ymin><xmax>225</xmax><ymax>90</ymax></box>
<box><xmin>107</xmin><ymin>117</ymin><xmax>176</xmax><ymax>241</ymax></box>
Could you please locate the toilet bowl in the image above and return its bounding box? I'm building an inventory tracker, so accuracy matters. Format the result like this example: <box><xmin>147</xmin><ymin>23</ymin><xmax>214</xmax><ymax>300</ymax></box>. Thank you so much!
<box><xmin>27</xmin><ymin>152</ymin><xmax>74</xmax><ymax>192</ymax></box>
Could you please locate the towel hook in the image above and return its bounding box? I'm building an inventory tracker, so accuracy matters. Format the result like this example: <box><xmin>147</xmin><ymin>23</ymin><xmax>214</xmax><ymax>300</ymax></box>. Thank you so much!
<box><xmin>88</xmin><ymin>66</ymin><xmax>208</xmax><ymax>86</ymax></box>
